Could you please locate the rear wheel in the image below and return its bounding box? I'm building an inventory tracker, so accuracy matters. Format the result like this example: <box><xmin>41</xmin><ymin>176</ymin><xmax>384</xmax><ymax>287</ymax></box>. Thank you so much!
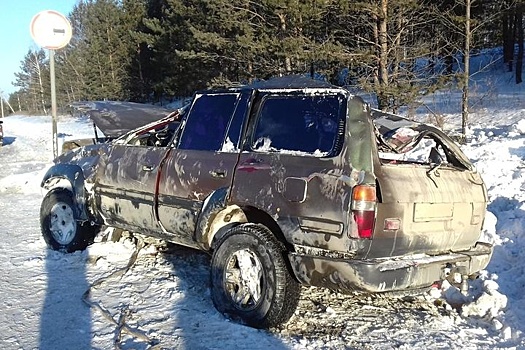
<box><xmin>210</xmin><ymin>223</ymin><xmax>300</xmax><ymax>328</ymax></box>
<box><xmin>40</xmin><ymin>189</ymin><xmax>99</xmax><ymax>253</ymax></box>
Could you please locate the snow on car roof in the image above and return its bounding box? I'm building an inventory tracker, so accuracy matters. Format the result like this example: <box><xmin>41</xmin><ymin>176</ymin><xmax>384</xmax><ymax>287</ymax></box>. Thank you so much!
<box><xmin>245</xmin><ymin>75</ymin><xmax>336</xmax><ymax>90</ymax></box>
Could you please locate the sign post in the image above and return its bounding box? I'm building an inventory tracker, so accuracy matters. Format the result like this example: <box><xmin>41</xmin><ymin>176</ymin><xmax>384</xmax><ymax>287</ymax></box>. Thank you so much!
<box><xmin>30</xmin><ymin>10</ymin><xmax>72</xmax><ymax>159</ymax></box>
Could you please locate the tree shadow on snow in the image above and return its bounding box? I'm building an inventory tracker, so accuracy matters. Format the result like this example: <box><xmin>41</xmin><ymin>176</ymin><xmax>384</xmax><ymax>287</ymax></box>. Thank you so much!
<box><xmin>151</xmin><ymin>244</ymin><xmax>290</xmax><ymax>350</ymax></box>
<box><xmin>509</xmin><ymin>145</ymin><xmax>525</xmax><ymax>160</ymax></box>
<box><xmin>39</xmin><ymin>249</ymin><xmax>91</xmax><ymax>349</ymax></box>
<box><xmin>73</xmin><ymin>238</ymin><xmax>289</xmax><ymax>349</ymax></box>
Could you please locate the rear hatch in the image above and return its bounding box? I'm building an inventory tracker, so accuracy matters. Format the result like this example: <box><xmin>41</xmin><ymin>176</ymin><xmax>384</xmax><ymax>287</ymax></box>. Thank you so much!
<box><xmin>367</xmin><ymin>110</ymin><xmax>487</xmax><ymax>259</ymax></box>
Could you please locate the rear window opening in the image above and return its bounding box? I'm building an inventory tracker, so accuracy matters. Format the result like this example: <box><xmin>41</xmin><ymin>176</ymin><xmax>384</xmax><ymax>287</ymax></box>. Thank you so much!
<box><xmin>372</xmin><ymin>110</ymin><xmax>470</xmax><ymax>170</ymax></box>
<box><xmin>378</xmin><ymin>137</ymin><xmax>449</xmax><ymax>165</ymax></box>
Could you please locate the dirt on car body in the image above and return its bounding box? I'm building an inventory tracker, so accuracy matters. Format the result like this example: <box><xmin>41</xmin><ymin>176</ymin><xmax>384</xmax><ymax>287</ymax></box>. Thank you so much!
<box><xmin>40</xmin><ymin>76</ymin><xmax>492</xmax><ymax>328</ymax></box>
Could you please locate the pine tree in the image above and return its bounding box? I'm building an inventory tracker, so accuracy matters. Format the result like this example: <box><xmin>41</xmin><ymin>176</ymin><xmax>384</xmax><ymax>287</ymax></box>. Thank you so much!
<box><xmin>332</xmin><ymin>0</ymin><xmax>440</xmax><ymax>111</ymax></box>
<box><xmin>55</xmin><ymin>0</ymin><xmax>139</xmax><ymax>102</ymax></box>
<box><xmin>9</xmin><ymin>0</ymin><xmax>516</xmax><ymax>114</ymax></box>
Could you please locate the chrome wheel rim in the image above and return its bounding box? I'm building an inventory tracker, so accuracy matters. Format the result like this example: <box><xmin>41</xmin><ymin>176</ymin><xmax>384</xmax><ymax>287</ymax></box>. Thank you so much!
<box><xmin>49</xmin><ymin>201</ymin><xmax>76</xmax><ymax>245</ymax></box>
<box><xmin>224</xmin><ymin>248</ymin><xmax>263</xmax><ymax>310</ymax></box>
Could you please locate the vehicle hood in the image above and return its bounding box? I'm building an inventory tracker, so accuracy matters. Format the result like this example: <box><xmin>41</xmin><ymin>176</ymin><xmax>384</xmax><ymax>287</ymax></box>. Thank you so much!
<box><xmin>70</xmin><ymin>101</ymin><xmax>172</xmax><ymax>138</ymax></box>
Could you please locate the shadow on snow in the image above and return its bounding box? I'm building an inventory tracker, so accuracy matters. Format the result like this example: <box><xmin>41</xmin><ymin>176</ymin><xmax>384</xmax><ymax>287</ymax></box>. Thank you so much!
<box><xmin>39</xmin><ymin>249</ymin><xmax>91</xmax><ymax>349</ymax></box>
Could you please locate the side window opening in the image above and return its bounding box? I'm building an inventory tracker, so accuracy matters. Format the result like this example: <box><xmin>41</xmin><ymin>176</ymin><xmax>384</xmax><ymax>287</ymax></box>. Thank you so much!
<box><xmin>178</xmin><ymin>93</ymin><xmax>239</xmax><ymax>151</ymax></box>
<box><xmin>251</xmin><ymin>94</ymin><xmax>345</xmax><ymax>157</ymax></box>
<box><xmin>124</xmin><ymin>121</ymin><xmax>180</xmax><ymax>147</ymax></box>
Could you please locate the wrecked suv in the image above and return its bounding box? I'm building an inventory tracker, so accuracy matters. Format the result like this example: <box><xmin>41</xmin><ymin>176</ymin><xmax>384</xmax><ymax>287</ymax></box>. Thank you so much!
<box><xmin>40</xmin><ymin>76</ymin><xmax>492</xmax><ymax>328</ymax></box>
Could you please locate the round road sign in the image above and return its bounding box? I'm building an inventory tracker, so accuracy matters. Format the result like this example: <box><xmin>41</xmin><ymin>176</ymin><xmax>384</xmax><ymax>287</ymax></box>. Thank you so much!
<box><xmin>30</xmin><ymin>10</ymin><xmax>72</xmax><ymax>50</ymax></box>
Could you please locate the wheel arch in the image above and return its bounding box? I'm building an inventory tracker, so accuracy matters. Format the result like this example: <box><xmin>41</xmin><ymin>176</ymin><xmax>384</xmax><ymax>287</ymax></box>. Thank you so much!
<box><xmin>236</xmin><ymin>207</ymin><xmax>291</xmax><ymax>251</ymax></box>
<box><xmin>41</xmin><ymin>164</ymin><xmax>89</xmax><ymax>221</ymax></box>
<box><xmin>196</xmin><ymin>193</ymin><xmax>291</xmax><ymax>253</ymax></box>
<box><xmin>209</xmin><ymin>207</ymin><xmax>291</xmax><ymax>251</ymax></box>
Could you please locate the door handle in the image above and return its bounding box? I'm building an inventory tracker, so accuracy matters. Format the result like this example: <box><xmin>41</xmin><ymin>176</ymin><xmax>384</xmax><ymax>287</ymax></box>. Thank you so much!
<box><xmin>244</xmin><ymin>158</ymin><xmax>262</xmax><ymax>166</ymax></box>
<box><xmin>237</xmin><ymin>158</ymin><xmax>271</xmax><ymax>172</ymax></box>
<box><xmin>210</xmin><ymin>170</ymin><xmax>226</xmax><ymax>178</ymax></box>
<box><xmin>142</xmin><ymin>165</ymin><xmax>154</xmax><ymax>172</ymax></box>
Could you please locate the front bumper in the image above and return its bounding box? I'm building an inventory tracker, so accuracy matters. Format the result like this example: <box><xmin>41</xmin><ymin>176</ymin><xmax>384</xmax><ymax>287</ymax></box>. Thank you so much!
<box><xmin>288</xmin><ymin>243</ymin><xmax>493</xmax><ymax>293</ymax></box>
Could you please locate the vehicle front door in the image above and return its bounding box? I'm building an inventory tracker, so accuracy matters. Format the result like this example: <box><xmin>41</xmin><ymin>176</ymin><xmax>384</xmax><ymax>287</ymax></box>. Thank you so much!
<box><xmin>96</xmin><ymin>119</ymin><xmax>179</xmax><ymax>235</ymax></box>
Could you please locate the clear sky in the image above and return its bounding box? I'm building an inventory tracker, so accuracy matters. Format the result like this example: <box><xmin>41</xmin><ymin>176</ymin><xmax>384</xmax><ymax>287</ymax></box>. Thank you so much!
<box><xmin>0</xmin><ymin>0</ymin><xmax>79</xmax><ymax>97</ymax></box>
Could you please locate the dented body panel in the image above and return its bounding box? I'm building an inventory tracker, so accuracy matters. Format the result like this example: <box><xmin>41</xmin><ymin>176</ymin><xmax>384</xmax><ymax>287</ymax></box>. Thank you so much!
<box><xmin>371</xmin><ymin>164</ymin><xmax>486</xmax><ymax>258</ymax></box>
<box><xmin>156</xmin><ymin>149</ymin><xmax>238</xmax><ymax>248</ymax></box>
<box><xmin>95</xmin><ymin>143</ymin><xmax>166</xmax><ymax>235</ymax></box>
<box><xmin>289</xmin><ymin>242</ymin><xmax>492</xmax><ymax>293</ymax></box>
<box><xmin>42</xmin><ymin>76</ymin><xmax>492</xmax><ymax>295</ymax></box>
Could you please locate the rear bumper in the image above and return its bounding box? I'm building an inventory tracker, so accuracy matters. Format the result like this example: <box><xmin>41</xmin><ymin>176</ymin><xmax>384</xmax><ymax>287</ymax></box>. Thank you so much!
<box><xmin>288</xmin><ymin>243</ymin><xmax>493</xmax><ymax>293</ymax></box>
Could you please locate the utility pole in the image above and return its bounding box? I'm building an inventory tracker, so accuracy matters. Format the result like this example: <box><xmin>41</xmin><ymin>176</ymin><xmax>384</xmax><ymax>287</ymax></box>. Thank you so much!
<box><xmin>49</xmin><ymin>49</ymin><xmax>58</xmax><ymax>157</ymax></box>
<box><xmin>0</xmin><ymin>91</ymin><xmax>14</xmax><ymax>117</ymax></box>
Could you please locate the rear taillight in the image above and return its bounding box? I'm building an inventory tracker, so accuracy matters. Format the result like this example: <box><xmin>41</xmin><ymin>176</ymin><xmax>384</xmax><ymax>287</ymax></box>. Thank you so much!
<box><xmin>351</xmin><ymin>185</ymin><xmax>376</xmax><ymax>239</ymax></box>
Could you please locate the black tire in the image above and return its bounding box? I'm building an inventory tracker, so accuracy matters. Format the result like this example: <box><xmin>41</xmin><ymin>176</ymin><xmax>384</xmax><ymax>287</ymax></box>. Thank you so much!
<box><xmin>40</xmin><ymin>189</ymin><xmax>99</xmax><ymax>253</ymax></box>
<box><xmin>210</xmin><ymin>223</ymin><xmax>300</xmax><ymax>328</ymax></box>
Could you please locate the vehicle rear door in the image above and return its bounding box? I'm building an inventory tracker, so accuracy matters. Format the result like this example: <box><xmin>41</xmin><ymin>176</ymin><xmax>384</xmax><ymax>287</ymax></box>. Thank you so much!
<box><xmin>156</xmin><ymin>92</ymin><xmax>247</xmax><ymax>246</ymax></box>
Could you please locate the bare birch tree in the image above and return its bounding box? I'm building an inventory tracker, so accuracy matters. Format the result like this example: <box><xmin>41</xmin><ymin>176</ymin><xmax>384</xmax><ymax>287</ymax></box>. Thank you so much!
<box><xmin>13</xmin><ymin>49</ymin><xmax>49</xmax><ymax>114</ymax></box>
<box><xmin>433</xmin><ymin>0</ymin><xmax>512</xmax><ymax>140</ymax></box>
<box><xmin>32</xmin><ymin>50</ymin><xmax>48</xmax><ymax>115</ymax></box>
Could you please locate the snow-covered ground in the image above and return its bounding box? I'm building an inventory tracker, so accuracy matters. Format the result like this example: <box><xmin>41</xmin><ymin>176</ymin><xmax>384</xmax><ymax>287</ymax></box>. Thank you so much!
<box><xmin>1</xmin><ymin>64</ymin><xmax>525</xmax><ymax>349</ymax></box>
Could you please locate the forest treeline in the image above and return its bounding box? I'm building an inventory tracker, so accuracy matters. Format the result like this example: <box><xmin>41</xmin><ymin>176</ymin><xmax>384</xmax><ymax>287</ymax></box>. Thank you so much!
<box><xmin>5</xmin><ymin>0</ymin><xmax>525</xmax><ymax>117</ymax></box>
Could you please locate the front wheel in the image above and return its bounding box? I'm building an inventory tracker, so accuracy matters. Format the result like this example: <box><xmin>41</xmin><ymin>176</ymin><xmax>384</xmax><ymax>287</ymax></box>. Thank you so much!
<box><xmin>210</xmin><ymin>223</ymin><xmax>300</xmax><ymax>328</ymax></box>
<box><xmin>40</xmin><ymin>189</ymin><xmax>99</xmax><ymax>253</ymax></box>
